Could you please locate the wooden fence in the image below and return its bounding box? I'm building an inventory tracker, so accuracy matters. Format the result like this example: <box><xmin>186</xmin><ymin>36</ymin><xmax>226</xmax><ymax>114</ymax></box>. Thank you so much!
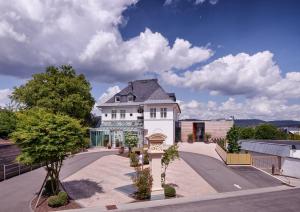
<box><xmin>215</xmin><ymin>144</ymin><xmax>252</xmax><ymax>165</ymax></box>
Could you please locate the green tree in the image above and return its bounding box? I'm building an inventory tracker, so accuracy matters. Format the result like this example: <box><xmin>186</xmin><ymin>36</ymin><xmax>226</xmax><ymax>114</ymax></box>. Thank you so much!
<box><xmin>11</xmin><ymin>65</ymin><xmax>95</xmax><ymax>123</ymax></box>
<box><xmin>226</xmin><ymin>125</ymin><xmax>241</xmax><ymax>153</ymax></box>
<box><xmin>11</xmin><ymin>108</ymin><xmax>86</xmax><ymax>195</ymax></box>
<box><xmin>239</xmin><ymin>127</ymin><xmax>255</xmax><ymax>139</ymax></box>
<box><xmin>0</xmin><ymin>108</ymin><xmax>16</xmax><ymax>139</ymax></box>
<box><xmin>161</xmin><ymin>145</ymin><xmax>179</xmax><ymax>185</ymax></box>
<box><xmin>125</xmin><ymin>132</ymin><xmax>138</xmax><ymax>152</ymax></box>
<box><xmin>255</xmin><ymin>124</ymin><xmax>280</xmax><ymax>139</ymax></box>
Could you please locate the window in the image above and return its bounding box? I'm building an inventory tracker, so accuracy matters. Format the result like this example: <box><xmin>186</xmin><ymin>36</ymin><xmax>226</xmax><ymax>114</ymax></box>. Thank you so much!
<box><xmin>160</xmin><ymin>108</ymin><xmax>167</xmax><ymax>118</ymax></box>
<box><xmin>150</xmin><ymin>108</ymin><xmax>156</xmax><ymax>118</ymax></box>
<box><xmin>111</xmin><ymin>110</ymin><xmax>117</xmax><ymax>119</ymax></box>
<box><xmin>128</xmin><ymin>95</ymin><xmax>134</xmax><ymax>102</ymax></box>
<box><xmin>115</xmin><ymin>96</ymin><xmax>120</xmax><ymax>102</ymax></box>
<box><xmin>120</xmin><ymin>110</ymin><xmax>126</xmax><ymax>119</ymax></box>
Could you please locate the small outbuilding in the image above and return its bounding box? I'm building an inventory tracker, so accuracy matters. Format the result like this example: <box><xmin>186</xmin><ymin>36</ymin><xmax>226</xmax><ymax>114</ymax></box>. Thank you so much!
<box><xmin>179</xmin><ymin>119</ymin><xmax>233</xmax><ymax>142</ymax></box>
<box><xmin>240</xmin><ymin>139</ymin><xmax>300</xmax><ymax>178</ymax></box>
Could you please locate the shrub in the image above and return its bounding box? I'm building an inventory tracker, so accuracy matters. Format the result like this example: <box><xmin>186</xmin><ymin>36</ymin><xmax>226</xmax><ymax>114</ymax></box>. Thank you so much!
<box><xmin>143</xmin><ymin>151</ymin><xmax>149</xmax><ymax>165</ymax></box>
<box><xmin>187</xmin><ymin>133</ymin><xmax>193</xmax><ymax>142</ymax></box>
<box><xmin>130</xmin><ymin>152</ymin><xmax>138</xmax><ymax>167</ymax></box>
<box><xmin>47</xmin><ymin>191</ymin><xmax>68</xmax><ymax>207</ymax></box>
<box><xmin>132</xmin><ymin>168</ymin><xmax>153</xmax><ymax>200</ymax></box>
<box><xmin>164</xmin><ymin>185</ymin><xmax>176</xmax><ymax>197</ymax></box>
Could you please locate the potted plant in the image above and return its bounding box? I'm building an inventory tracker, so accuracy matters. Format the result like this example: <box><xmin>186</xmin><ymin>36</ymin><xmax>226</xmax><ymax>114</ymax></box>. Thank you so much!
<box><xmin>187</xmin><ymin>133</ymin><xmax>193</xmax><ymax>143</ymax></box>
<box><xmin>119</xmin><ymin>145</ymin><xmax>125</xmax><ymax>154</ymax></box>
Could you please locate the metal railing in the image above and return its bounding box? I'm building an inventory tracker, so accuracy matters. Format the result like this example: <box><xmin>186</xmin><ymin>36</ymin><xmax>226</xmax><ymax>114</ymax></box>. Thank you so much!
<box><xmin>1</xmin><ymin>162</ymin><xmax>44</xmax><ymax>181</ymax></box>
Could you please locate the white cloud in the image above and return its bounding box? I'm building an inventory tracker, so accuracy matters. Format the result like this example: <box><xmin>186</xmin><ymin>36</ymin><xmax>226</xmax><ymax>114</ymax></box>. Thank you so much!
<box><xmin>0</xmin><ymin>0</ymin><xmax>212</xmax><ymax>82</ymax></box>
<box><xmin>91</xmin><ymin>85</ymin><xmax>121</xmax><ymax>116</ymax></box>
<box><xmin>209</xmin><ymin>0</ymin><xmax>219</xmax><ymax>5</ymax></box>
<box><xmin>179</xmin><ymin>97</ymin><xmax>300</xmax><ymax>120</ymax></box>
<box><xmin>0</xmin><ymin>89</ymin><xmax>12</xmax><ymax>107</ymax></box>
<box><xmin>163</xmin><ymin>51</ymin><xmax>300</xmax><ymax>100</ymax></box>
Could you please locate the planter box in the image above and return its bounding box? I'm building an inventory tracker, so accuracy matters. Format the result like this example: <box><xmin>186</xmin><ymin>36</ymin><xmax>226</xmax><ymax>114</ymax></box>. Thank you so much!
<box><xmin>216</xmin><ymin>144</ymin><xmax>252</xmax><ymax>165</ymax></box>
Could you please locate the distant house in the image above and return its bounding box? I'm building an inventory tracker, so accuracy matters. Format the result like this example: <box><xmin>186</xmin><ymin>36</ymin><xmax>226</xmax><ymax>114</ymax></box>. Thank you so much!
<box><xmin>90</xmin><ymin>79</ymin><xmax>181</xmax><ymax>148</ymax></box>
<box><xmin>179</xmin><ymin>119</ymin><xmax>233</xmax><ymax>142</ymax></box>
<box><xmin>240</xmin><ymin>139</ymin><xmax>300</xmax><ymax>178</ymax></box>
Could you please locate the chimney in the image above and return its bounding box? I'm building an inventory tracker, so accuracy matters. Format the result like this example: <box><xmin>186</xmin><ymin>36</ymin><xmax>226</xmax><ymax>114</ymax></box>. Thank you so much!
<box><xmin>128</xmin><ymin>81</ymin><xmax>133</xmax><ymax>91</ymax></box>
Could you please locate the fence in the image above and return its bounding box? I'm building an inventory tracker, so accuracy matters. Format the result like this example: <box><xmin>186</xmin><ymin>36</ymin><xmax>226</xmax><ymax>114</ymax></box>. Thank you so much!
<box><xmin>0</xmin><ymin>162</ymin><xmax>44</xmax><ymax>181</ymax></box>
<box><xmin>215</xmin><ymin>144</ymin><xmax>252</xmax><ymax>165</ymax></box>
<box><xmin>252</xmin><ymin>155</ymin><xmax>281</xmax><ymax>173</ymax></box>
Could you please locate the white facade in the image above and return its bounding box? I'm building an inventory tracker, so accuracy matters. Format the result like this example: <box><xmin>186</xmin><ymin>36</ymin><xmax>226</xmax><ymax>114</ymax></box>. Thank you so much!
<box><xmin>281</xmin><ymin>157</ymin><xmax>300</xmax><ymax>178</ymax></box>
<box><xmin>100</xmin><ymin>103</ymin><xmax>179</xmax><ymax>146</ymax></box>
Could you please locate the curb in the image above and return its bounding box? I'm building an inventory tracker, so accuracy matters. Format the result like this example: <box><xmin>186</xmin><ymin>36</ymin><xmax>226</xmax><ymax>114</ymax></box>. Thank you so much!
<box><xmin>251</xmin><ymin>166</ymin><xmax>296</xmax><ymax>187</ymax></box>
<box><xmin>59</xmin><ymin>185</ymin><xmax>298</xmax><ymax>212</ymax></box>
<box><xmin>28</xmin><ymin>195</ymin><xmax>35</xmax><ymax>212</ymax></box>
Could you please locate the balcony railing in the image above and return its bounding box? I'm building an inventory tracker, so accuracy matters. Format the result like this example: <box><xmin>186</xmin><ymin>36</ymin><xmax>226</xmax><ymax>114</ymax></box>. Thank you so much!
<box><xmin>102</xmin><ymin>120</ymin><xmax>143</xmax><ymax>127</ymax></box>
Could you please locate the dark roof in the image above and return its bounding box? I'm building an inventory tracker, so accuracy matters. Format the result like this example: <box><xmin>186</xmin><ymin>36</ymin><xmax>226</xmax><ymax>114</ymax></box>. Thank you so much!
<box><xmin>239</xmin><ymin>139</ymin><xmax>300</xmax><ymax>147</ymax></box>
<box><xmin>106</xmin><ymin>79</ymin><xmax>175</xmax><ymax>103</ymax></box>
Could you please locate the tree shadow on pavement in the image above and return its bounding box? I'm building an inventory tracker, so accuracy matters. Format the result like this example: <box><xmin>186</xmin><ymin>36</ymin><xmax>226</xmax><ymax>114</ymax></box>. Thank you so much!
<box><xmin>63</xmin><ymin>179</ymin><xmax>104</xmax><ymax>199</ymax></box>
<box><xmin>115</xmin><ymin>184</ymin><xmax>136</xmax><ymax>196</ymax></box>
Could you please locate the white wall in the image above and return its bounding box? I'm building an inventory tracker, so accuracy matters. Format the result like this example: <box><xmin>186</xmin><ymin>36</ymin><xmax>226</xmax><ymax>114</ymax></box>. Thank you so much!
<box><xmin>101</xmin><ymin>106</ymin><xmax>140</xmax><ymax>121</ymax></box>
<box><xmin>143</xmin><ymin>104</ymin><xmax>176</xmax><ymax>146</ymax></box>
<box><xmin>281</xmin><ymin>157</ymin><xmax>300</xmax><ymax>178</ymax></box>
<box><xmin>290</xmin><ymin>149</ymin><xmax>300</xmax><ymax>159</ymax></box>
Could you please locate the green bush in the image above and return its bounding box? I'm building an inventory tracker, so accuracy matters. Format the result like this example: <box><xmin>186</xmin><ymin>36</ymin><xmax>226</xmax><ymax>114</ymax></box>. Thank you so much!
<box><xmin>130</xmin><ymin>152</ymin><xmax>138</xmax><ymax>167</ymax></box>
<box><xmin>164</xmin><ymin>185</ymin><xmax>176</xmax><ymax>197</ymax></box>
<box><xmin>132</xmin><ymin>168</ymin><xmax>153</xmax><ymax>200</ymax></box>
<box><xmin>47</xmin><ymin>191</ymin><xmax>68</xmax><ymax>207</ymax></box>
<box><xmin>143</xmin><ymin>151</ymin><xmax>149</xmax><ymax>165</ymax></box>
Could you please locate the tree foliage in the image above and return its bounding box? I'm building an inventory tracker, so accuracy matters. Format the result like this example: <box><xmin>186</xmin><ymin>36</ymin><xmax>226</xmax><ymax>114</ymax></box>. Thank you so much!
<box><xmin>125</xmin><ymin>132</ymin><xmax>138</xmax><ymax>152</ymax></box>
<box><xmin>255</xmin><ymin>124</ymin><xmax>287</xmax><ymax>140</ymax></box>
<box><xmin>11</xmin><ymin>65</ymin><xmax>95</xmax><ymax>123</ymax></box>
<box><xmin>0</xmin><ymin>108</ymin><xmax>16</xmax><ymax>139</ymax></box>
<box><xmin>161</xmin><ymin>145</ymin><xmax>179</xmax><ymax>185</ymax></box>
<box><xmin>239</xmin><ymin>127</ymin><xmax>255</xmax><ymax>139</ymax></box>
<box><xmin>226</xmin><ymin>125</ymin><xmax>241</xmax><ymax>153</ymax></box>
<box><xmin>11</xmin><ymin>108</ymin><xmax>86</xmax><ymax>194</ymax></box>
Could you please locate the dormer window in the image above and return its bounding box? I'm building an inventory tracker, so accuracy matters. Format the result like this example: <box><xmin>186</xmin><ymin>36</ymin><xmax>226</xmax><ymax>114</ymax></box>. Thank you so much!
<box><xmin>128</xmin><ymin>95</ymin><xmax>134</xmax><ymax>102</ymax></box>
<box><xmin>115</xmin><ymin>96</ymin><xmax>120</xmax><ymax>102</ymax></box>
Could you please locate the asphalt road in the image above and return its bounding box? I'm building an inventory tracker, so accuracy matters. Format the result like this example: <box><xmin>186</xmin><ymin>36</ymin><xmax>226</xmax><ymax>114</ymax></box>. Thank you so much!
<box><xmin>127</xmin><ymin>188</ymin><xmax>300</xmax><ymax>212</ymax></box>
<box><xmin>0</xmin><ymin>151</ymin><xmax>114</xmax><ymax>212</ymax></box>
<box><xmin>180</xmin><ymin>152</ymin><xmax>282</xmax><ymax>192</ymax></box>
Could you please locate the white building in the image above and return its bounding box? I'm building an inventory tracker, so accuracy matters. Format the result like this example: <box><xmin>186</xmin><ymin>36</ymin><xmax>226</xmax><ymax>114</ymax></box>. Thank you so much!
<box><xmin>90</xmin><ymin>79</ymin><xmax>181</xmax><ymax>148</ymax></box>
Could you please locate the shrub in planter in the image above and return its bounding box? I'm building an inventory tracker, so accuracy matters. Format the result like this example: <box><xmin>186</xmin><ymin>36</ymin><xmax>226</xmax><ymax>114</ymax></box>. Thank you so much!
<box><xmin>164</xmin><ymin>185</ymin><xmax>176</xmax><ymax>198</ymax></box>
<box><xmin>132</xmin><ymin>168</ymin><xmax>153</xmax><ymax>200</ymax></box>
<box><xmin>130</xmin><ymin>152</ymin><xmax>138</xmax><ymax>167</ymax></box>
<box><xmin>119</xmin><ymin>146</ymin><xmax>125</xmax><ymax>154</ymax></box>
<box><xmin>48</xmin><ymin>191</ymin><xmax>68</xmax><ymax>207</ymax></box>
<box><xmin>187</xmin><ymin>133</ymin><xmax>193</xmax><ymax>143</ymax></box>
<box><xmin>143</xmin><ymin>151</ymin><xmax>149</xmax><ymax>165</ymax></box>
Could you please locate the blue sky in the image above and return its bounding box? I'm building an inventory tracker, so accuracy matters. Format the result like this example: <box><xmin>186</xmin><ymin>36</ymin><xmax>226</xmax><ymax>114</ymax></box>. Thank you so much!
<box><xmin>0</xmin><ymin>0</ymin><xmax>299</xmax><ymax>120</ymax></box>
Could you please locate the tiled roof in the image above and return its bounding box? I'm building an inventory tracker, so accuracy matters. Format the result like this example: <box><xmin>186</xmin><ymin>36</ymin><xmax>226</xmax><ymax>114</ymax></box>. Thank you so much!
<box><xmin>106</xmin><ymin>79</ymin><xmax>175</xmax><ymax>103</ymax></box>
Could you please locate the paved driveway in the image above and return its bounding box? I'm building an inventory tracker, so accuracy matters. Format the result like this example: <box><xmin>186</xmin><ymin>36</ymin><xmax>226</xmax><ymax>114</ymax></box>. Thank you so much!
<box><xmin>0</xmin><ymin>151</ymin><xmax>115</xmax><ymax>212</ymax></box>
<box><xmin>126</xmin><ymin>188</ymin><xmax>300</xmax><ymax>212</ymax></box>
<box><xmin>180</xmin><ymin>152</ymin><xmax>282</xmax><ymax>192</ymax></box>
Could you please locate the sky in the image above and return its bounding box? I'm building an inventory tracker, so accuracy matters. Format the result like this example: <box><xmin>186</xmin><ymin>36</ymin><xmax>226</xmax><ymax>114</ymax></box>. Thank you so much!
<box><xmin>0</xmin><ymin>0</ymin><xmax>299</xmax><ymax>120</ymax></box>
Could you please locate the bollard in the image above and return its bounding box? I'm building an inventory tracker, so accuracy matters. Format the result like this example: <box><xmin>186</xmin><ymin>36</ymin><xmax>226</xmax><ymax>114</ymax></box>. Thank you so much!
<box><xmin>272</xmin><ymin>164</ymin><xmax>275</xmax><ymax>175</ymax></box>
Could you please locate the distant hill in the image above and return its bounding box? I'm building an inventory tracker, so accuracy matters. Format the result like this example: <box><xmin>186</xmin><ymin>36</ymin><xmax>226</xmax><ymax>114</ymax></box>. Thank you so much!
<box><xmin>235</xmin><ymin>119</ymin><xmax>300</xmax><ymax>128</ymax></box>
